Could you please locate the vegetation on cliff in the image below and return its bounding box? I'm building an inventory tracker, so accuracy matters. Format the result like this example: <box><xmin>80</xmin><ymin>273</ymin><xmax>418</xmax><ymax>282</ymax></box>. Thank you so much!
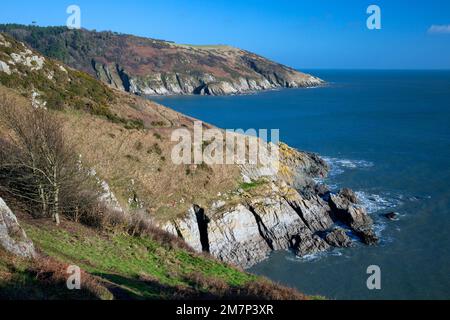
<box><xmin>0</xmin><ymin>32</ymin><xmax>315</xmax><ymax>300</ymax></box>
<box><xmin>0</xmin><ymin>24</ymin><xmax>323</xmax><ymax>96</ymax></box>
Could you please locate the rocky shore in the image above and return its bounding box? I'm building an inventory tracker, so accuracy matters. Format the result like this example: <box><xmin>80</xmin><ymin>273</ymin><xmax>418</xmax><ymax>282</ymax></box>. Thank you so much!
<box><xmin>93</xmin><ymin>62</ymin><xmax>324</xmax><ymax>96</ymax></box>
<box><xmin>162</xmin><ymin>144</ymin><xmax>379</xmax><ymax>269</ymax></box>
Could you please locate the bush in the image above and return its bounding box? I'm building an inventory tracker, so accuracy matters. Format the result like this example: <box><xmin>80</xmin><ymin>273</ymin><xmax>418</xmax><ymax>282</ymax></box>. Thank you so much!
<box><xmin>0</xmin><ymin>94</ymin><xmax>100</xmax><ymax>225</ymax></box>
<box><xmin>77</xmin><ymin>203</ymin><xmax>193</xmax><ymax>252</ymax></box>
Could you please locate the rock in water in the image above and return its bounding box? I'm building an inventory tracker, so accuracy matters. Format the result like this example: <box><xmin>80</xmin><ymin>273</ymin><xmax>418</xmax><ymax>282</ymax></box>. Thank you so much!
<box><xmin>384</xmin><ymin>212</ymin><xmax>399</xmax><ymax>221</ymax></box>
<box><xmin>356</xmin><ymin>228</ymin><xmax>379</xmax><ymax>246</ymax></box>
<box><xmin>339</xmin><ymin>188</ymin><xmax>359</xmax><ymax>204</ymax></box>
<box><xmin>329</xmin><ymin>189</ymin><xmax>379</xmax><ymax>245</ymax></box>
<box><xmin>325</xmin><ymin>228</ymin><xmax>353</xmax><ymax>248</ymax></box>
<box><xmin>0</xmin><ymin>197</ymin><xmax>36</xmax><ymax>259</ymax></box>
<box><xmin>329</xmin><ymin>190</ymin><xmax>372</xmax><ymax>228</ymax></box>
<box><xmin>290</xmin><ymin>233</ymin><xmax>330</xmax><ymax>257</ymax></box>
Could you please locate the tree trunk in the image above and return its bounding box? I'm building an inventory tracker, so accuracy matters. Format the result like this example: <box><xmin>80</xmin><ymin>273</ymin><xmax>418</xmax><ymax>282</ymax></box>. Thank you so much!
<box><xmin>38</xmin><ymin>184</ymin><xmax>47</xmax><ymax>216</ymax></box>
<box><xmin>53</xmin><ymin>167</ymin><xmax>60</xmax><ymax>226</ymax></box>
<box><xmin>53</xmin><ymin>186</ymin><xmax>60</xmax><ymax>225</ymax></box>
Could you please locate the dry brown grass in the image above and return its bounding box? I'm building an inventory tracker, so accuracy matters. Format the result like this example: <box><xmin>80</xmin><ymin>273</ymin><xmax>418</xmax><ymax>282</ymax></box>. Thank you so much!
<box><xmin>62</xmin><ymin>93</ymin><xmax>240</xmax><ymax>222</ymax></box>
<box><xmin>0</xmin><ymin>247</ymin><xmax>112</xmax><ymax>300</ymax></box>
<box><xmin>29</xmin><ymin>255</ymin><xmax>112</xmax><ymax>299</ymax></box>
<box><xmin>180</xmin><ymin>272</ymin><xmax>308</xmax><ymax>300</ymax></box>
<box><xmin>0</xmin><ymin>84</ymin><xmax>241</xmax><ymax>223</ymax></box>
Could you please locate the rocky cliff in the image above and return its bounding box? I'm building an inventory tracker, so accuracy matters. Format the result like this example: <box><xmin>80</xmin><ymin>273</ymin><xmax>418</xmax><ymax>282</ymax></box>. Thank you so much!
<box><xmin>162</xmin><ymin>144</ymin><xmax>378</xmax><ymax>269</ymax></box>
<box><xmin>0</xmin><ymin>25</ymin><xmax>324</xmax><ymax>96</ymax></box>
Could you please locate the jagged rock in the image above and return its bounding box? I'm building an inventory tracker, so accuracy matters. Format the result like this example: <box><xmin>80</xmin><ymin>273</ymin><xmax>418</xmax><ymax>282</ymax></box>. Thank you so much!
<box><xmin>325</xmin><ymin>228</ymin><xmax>353</xmax><ymax>248</ymax></box>
<box><xmin>384</xmin><ymin>212</ymin><xmax>399</xmax><ymax>221</ymax></box>
<box><xmin>314</xmin><ymin>184</ymin><xmax>330</xmax><ymax>198</ymax></box>
<box><xmin>99</xmin><ymin>180</ymin><xmax>124</xmax><ymax>213</ymax></box>
<box><xmin>162</xmin><ymin>150</ymin><xmax>378</xmax><ymax>268</ymax></box>
<box><xmin>356</xmin><ymin>228</ymin><xmax>379</xmax><ymax>246</ymax></box>
<box><xmin>164</xmin><ymin>185</ymin><xmax>334</xmax><ymax>268</ymax></box>
<box><xmin>207</xmin><ymin>204</ymin><xmax>272</xmax><ymax>268</ymax></box>
<box><xmin>10</xmin><ymin>51</ymin><xmax>45</xmax><ymax>71</ymax></box>
<box><xmin>290</xmin><ymin>233</ymin><xmax>330</xmax><ymax>257</ymax></box>
<box><xmin>163</xmin><ymin>206</ymin><xmax>203</xmax><ymax>252</ymax></box>
<box><xmin>340</xmin><ymin>188</ymin><xmax>359</xmax><ymax>204</ymax></box>
<box><xmin>287</xmin><ymin>194</ymin><xmax>333</xmax><ymax>233</ymax></box>
<box><xmin>278</xmin><ymin>143</ymin><xmax>329</xmax><ymax>190</ymax></box>
<box><xmin>329</xmin><ymin>189</ymin><xmax>379</xmax><ymax>245</ymax></box>
<box><xmin>329</xmin><ymin>190</ymin><xmax>373</xmax><ymax>230</ymax></box>
<box><xmin>0</xmin><ymin>198</ymin><xmax>36</xmax><ymax>259</ymax></box>
<box><xmin>247</xmin><ymin>195</ymin><xmax>312</xmax><ymax>251</ymax></box>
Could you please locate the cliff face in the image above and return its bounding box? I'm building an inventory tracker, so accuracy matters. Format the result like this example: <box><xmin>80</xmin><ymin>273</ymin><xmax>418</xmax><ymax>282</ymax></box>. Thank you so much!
<box><xmin>0</xmin><ymin>25</ymin><xmax>324</xmax><ymax>96</ymax></box>
<box><xmin>162</xmin><ymin>145</ymin><xmax>378</xmax><ymax>269</ymax></box>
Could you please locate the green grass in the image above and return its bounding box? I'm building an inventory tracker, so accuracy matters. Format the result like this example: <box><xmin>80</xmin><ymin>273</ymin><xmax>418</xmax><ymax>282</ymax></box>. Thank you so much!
<box><xmin>23</xmin><ymin>223</ymin><xmax>256</xmax><ymax>299</ymax></box>
<box><xmin>239</xmin><ymin>179</ymin><xmax>268</xmax><ymax>192</ymax></box>
<box><xmin>0</xmin><ymin>248</ymin><xmax>106</xmax><ymax>300</ymax></box>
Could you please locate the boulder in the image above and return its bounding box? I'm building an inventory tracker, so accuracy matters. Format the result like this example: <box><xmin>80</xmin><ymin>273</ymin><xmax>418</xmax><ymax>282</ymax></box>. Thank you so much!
<box><xmin>325</xmin><ymin>228</ymin><xmax>353</xmax><ymax>248</ymax></box>
<box><xmin>329</xmin><ymin>189</ymin><xmax>379</xmax><ymax>245</ymax></box>
<box><xmin>356</xmin><ymin>228</ymin><xmax>379</xmax><ymax>246</ymax></box>
<box><xmin>290</xmin><ymin>233</ymin><xmax>330</xmax><ymax>257</ymax></box>
<box><xmin>0</xmin><ymin>198</ymin><xmax>36</xmax><ymax>259</ymax></box>
<box><xmin>340</xmin><ymin>188</ymin><xmax>359</xmax><ymax>204</ymax></box>
<box><xmin>329</xmin><ymin>190</ymin><xmax>373</xmax><ymax>230</ymax></box>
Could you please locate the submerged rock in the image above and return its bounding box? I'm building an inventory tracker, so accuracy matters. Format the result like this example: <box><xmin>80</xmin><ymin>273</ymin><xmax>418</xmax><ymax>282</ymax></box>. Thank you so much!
<box><xmin>0</xmin><ymin>197</ymin><xmax>36</xmax><ymax>259</ymax></box>
<box><xmin>384</xmin><ymin>212</ymin><xmax>399</xmax><ymax>221</ymax></box>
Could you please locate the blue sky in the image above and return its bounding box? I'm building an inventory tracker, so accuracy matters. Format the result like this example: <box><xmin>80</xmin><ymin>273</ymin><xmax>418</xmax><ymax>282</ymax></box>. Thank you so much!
<box><xmin>0</xmin><ymin>0</ymin><xmax>449</xmax><ymax>69</ymax></box>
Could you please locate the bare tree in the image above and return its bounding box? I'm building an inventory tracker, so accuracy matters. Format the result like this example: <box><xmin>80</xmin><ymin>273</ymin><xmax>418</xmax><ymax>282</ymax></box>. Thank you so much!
<box><xmin>0</xmin><ymin>93</ymin><xmax>99</xmax><ymax>225</ymax></box>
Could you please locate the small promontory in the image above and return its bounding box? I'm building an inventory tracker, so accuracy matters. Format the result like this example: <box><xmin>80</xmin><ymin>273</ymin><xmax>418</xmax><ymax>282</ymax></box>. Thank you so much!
<box><xmin>0</xmin><ymin>24</ymin><xmax>324</xmax><ymax>96</ymax></box>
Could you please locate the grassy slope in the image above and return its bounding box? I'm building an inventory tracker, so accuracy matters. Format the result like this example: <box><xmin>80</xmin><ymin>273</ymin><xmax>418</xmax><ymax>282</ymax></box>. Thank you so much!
<box><xmin>23</xmin><ymin>219</ymin><xmax>253</xmax><ymax>299</ymax></box>
<box><xmin>1</xmin><ymin>214</ymin><xmax>312</xmax><ymax>300</ymax></box>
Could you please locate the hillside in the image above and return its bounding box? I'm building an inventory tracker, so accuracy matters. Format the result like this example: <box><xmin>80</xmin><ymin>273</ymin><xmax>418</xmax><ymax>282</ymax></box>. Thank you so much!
<box><xmin>0</xmin><ymin>32</ymin><xmax>313</xmax><ymax>300</ymax></box>
<box><xmin>0</xmin><ymin>24</ymin><xmax>323</xmax><ymax>96</ymax></box>
<box><xmin>0</xmin><ymin>32</ymin><xmax>378</xmax><ymax>299</ymax></box>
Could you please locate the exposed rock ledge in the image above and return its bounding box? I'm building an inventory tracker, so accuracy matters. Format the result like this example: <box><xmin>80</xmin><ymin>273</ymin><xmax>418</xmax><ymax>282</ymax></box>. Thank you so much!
<box><xmin>0</xmin><ymin>197</ymin><xmax>36</xmax><ymax>259</ymax></box>
<box><xmin>161</xmin><ymin>144</ymin><xmax>378</xmax><ymax>269</ymax></box>
<box><xmin>92</xmin><ymin>60</ymin><xmax>324</xmax><ymax>96</ymax></box>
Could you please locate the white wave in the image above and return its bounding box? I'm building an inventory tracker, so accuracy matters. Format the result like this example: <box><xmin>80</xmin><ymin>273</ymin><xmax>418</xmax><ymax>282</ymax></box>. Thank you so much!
<box><xmin>286</xmin><ymin>250</ymin><xmax>344</xmax><ymax>263</ymax></box>
<box><xmin>355</xmin><ymin>191</ymin><xmax>403</xmax><ymax>214</ymax></box>
<box><xmin>322</xmin><ymin>157</ymin><xmax>374</xmax><ymax>177</ymax></box>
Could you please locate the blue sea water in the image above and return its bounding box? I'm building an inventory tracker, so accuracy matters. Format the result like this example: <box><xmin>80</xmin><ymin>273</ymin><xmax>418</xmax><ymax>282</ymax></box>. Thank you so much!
<box><xmin>151</xmin><ymin>70</ymin><xmax>450</xmax><ymax>300</ymax></box>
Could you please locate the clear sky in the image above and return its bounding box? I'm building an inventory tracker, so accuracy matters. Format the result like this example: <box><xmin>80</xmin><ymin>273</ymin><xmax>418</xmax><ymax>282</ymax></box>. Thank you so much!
<box><xmin>0</xmin><ymin>0</ymin><xmax>449</xmax><ymax>69</ymax></box>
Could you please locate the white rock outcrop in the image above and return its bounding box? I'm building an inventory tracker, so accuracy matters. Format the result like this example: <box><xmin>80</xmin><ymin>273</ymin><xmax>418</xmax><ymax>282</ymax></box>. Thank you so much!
<box><xmin>0</xmin><ymin>198</ymin><xmax>36</xmax><ymax>259</ymax></box>
<box><xmin>0</xmin><ymin>60</ymin><xmax>11</xmax><ymax>75</ymax></box>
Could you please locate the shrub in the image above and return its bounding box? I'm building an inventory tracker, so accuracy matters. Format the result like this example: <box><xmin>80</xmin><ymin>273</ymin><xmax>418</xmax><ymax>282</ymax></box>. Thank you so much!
<box><xmin>0</xmin><ymin>94</ymin><xmax>100</xmax><ymax>225</ymax></box>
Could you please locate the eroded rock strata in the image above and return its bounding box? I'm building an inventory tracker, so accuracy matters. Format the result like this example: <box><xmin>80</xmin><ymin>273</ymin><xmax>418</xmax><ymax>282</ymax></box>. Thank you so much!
<box><xmin>162</xmin><ymin>145</ymin><xmax>379</xmax><ymax>269</ymax></box>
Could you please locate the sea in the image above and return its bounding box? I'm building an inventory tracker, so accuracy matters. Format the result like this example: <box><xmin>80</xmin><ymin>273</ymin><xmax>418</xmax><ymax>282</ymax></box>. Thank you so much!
<box><xmin>151</xmin><ymin>70</ymin><xmax>450</xmax><ymax>300</ymax></box>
